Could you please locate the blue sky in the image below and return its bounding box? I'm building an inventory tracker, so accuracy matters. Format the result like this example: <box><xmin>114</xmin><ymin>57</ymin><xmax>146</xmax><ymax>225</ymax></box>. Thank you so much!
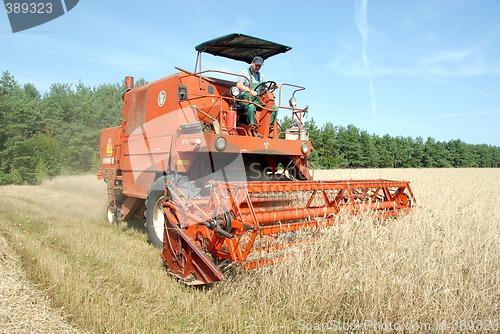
<box><xmin>1</xmin><ymin>0</ymin><xmax>499</xmax><ymax>146</ymax></box>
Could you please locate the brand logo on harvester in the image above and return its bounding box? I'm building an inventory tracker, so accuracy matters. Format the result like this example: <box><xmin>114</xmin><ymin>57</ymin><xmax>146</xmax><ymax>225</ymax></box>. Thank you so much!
<box><xmin>4</xmin><ymin>0</ymin><xmax>79</xmax><ymax>33</ymax></box>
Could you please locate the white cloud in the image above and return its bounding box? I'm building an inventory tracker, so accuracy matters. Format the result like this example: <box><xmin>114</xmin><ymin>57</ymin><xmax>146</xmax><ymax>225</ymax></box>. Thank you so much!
<box><xmin>411</xmin><ymin>48</ymin><xmax>500</xmax><ymax>77</ymax></box>
<box><xmin>327</xmin><ymin>45</ymin><xmax>500</xmax><ymax>79</ymax></box>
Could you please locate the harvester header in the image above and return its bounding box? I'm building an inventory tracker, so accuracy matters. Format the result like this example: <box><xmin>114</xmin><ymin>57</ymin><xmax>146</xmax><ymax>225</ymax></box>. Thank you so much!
<box><xmin>97</xmin><ymin>33</ymin><xmax>416</xmax><ymax>285</ymax></box>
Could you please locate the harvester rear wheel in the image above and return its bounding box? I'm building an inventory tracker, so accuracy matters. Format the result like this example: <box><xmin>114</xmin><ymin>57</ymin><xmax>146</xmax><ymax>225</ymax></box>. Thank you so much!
<box><xmin>145</xmin><ymin>176</ymin><xmax>168</xmax><ymax>248</ymax></box>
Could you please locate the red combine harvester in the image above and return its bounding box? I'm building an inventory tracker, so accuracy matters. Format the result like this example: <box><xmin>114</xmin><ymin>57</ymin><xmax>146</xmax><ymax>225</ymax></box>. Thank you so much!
<box><xmin>98</xmin><ymin>34</ymin><xmax>416</xmax><ymax>285</ymax></box>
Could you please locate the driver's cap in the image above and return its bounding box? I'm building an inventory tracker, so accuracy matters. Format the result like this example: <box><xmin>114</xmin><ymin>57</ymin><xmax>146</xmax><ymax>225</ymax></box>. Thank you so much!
<box><xmin>253</xmin><ymin>56</ymin><xmax>264</xmax><ymax>65</ymax></box>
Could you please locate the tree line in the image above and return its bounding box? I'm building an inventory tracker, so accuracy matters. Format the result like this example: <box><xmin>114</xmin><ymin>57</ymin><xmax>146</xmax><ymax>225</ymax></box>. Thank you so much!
<box><xmin>0</xmin><ymin>71</ymin><xmax>124</xmax><ymax>184</ymax></box>
<box><xmin>0</xmin><ymin>71</ymin><xmax>498</xmax><ymax>185</ymax></box>
<box><xmin>282</xmin><ymin>117</ymin><xmax>499</xmax><ymax>169</ymax></box>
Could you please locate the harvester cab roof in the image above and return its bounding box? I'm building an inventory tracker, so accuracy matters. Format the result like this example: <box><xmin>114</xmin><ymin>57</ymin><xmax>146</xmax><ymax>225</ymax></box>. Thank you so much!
<box><xmin>194</xmin><ymin>33</ymin><xmax>292</xmax><ymax>63</ymax></box>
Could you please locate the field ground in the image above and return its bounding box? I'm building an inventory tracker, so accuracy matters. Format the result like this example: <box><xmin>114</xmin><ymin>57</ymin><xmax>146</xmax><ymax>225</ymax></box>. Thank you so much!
<box><xmin>0</xmin><ymin>234</ymin><xmax>87</xmax><ymax>333</ymax></box>
<box><xmin>0</xmin><ymin>169</ymin><xmax>498</xmax><ymax>333</ymax></box>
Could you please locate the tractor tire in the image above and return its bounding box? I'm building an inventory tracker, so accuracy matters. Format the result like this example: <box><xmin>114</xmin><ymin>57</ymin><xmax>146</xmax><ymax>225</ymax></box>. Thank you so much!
<box><xmin>145</xmin><ymin>176</ymin><xmax>168</xmax><ymax>248</ymax></box>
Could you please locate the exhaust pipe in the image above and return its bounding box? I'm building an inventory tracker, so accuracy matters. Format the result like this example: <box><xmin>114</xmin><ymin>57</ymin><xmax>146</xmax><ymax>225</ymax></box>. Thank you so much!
<box><xmin>125</xmin><ymin>76</ymin><xmax>134</xmax><ymax>90</ymax></box>
<box><xmin>122</xmin><ymin>76</ymin><xmax>135</xmax><ymax>100</ymax></box>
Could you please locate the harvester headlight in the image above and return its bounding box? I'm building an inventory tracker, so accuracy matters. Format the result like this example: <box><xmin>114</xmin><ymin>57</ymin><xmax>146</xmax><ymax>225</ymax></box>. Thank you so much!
<box><xmin>301</xmin><ymin>142</ymin><xmax>309</xmax><ymax>155</ymax></box>
<box><xmin>215</xmin><ymin>136</ymin><xmax>227</xmax><ymax>151</ymax></box>
<box><xmin>230</xmin><ymin>86</ymin><xmax>240</xmax><ymax>98</ymax></box>
<box><xmin>289</xmin><ymin>97</ymin><xmax>297</xmax><ymax>108</ymax></box>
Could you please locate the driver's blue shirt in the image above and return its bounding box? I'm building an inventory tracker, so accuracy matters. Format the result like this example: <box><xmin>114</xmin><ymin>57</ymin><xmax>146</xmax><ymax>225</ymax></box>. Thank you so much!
<box><xmin>238</xmin><ymin>67</ymin><xmax>267</xmax><ymax>90</ymax></box>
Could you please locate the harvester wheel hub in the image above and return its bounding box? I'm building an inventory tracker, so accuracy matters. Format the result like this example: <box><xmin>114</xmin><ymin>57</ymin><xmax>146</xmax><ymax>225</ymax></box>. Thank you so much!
<box><xmin>152</xmin><ymin>196</ymin><xmax>166</xmax><ymax>243</ymax></box>
<box><xmin>106</xmin><ymin>206</ymin><xmax>117</xmax><ymax>224</ymax></box>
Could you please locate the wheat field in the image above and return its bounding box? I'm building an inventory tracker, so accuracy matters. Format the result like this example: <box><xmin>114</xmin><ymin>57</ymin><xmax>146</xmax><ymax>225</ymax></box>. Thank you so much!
<box><xmin>0</xmin><ymin>169</ymin><xmax>498</xmax><ymax>333</ymax></box>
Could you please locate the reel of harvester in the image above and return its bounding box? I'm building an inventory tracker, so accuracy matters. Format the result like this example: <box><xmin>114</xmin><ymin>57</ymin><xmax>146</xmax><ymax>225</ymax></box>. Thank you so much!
<box><xmin>160</xmin><ymin>178</ymin><xmax>416</xmax><ymax>285</ymax></box>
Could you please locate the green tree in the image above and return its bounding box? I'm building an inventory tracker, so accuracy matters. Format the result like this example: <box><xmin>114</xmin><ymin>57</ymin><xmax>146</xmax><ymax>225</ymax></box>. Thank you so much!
<box><xmin>359</xmin><ymin>130</ymin><xmax>378</xmax><ymax>168</ymax></box>
<box><xmin>412</xmin><ymin>136</ymin><xmax>425</xmax><ymax>167</ymax></box>
<box><xmin>447</xmin><ymin>139</ymin><xmax>476</xmax><ymax>167</ymax></box>
<box><xmin>375</xmin><ymin>134</ymin><xmax>395</xmax><ymax>168</ymax></box>
<box><xmin>11</xmin><ymin>133</ymin><xmax>62</xmax><ymax>184</ymax></box>
<box><xmin>336</xmin><ymin>125</ymin><xmax>363</xmax><ymax>168</ymax></box>
<box><xmin>434</xmin><ymin>141</ymin><xmax>452</xmax><ymax>167</ymax></box>
<box><xmin>0</xmin><ymin>72</ymin><xmax>43</xmax><ymax>183</ymax></box>
<box><xmin>393</xmin><ymin>136</ymin><xmax>413</xmax><ymax>168</ymax></box>
<box><xmin>422</xmin><ymin>137</ymin><xmax>437</xmax><ymax>167</ymax></box>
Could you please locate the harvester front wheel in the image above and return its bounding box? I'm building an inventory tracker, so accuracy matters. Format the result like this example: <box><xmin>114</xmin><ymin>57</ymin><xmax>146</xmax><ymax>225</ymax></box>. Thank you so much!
<box><xmin>145</xmin><ymin>177</ymin><xmax>168</xmax><ymax>248</ymax></box>
<box><xmin>106</xmin><ymin>206</ymin><xmax>117</xmax><ymax>224</ymax></box>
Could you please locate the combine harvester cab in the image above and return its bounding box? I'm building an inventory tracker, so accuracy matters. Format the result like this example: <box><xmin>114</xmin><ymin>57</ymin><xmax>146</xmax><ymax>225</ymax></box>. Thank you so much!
<box><xmin>98</xmin><ymin>33</ymin><xmax>416</xmax><ymax>285</ymax></box>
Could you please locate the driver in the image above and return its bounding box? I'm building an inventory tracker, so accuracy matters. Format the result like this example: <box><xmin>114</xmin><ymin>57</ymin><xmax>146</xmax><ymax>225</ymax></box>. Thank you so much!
<box><xmin>236</xmin><ymin>56</ymin><xmax>278</xmax><ymax>132</ymax></box>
